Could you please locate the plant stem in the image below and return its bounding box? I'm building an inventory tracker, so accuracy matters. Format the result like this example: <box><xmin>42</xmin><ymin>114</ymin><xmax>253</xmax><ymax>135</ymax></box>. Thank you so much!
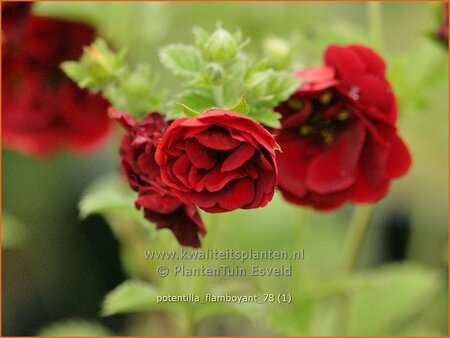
<box><xmin>336</xmin><ymin>205</ymin><xmax>374</xmax><ymax>336</ymax></box>
<box><xmin>368</xmin><ymin>2</ymin><xmax>383</xmax><ymax>51</ymax></box>
<box><xmin>342</xmin><ymin>205</ymin><xmax>374</xmax><ymax>273</ymax></box>
<box><xmin>213</xmin><ymin>85</ymin><xmax>225</xmax><ymax>108</ymax></box>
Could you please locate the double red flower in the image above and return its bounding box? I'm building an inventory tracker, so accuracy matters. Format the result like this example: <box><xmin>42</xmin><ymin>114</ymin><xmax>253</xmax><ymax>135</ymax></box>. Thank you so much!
<box><xmin>110</xmin><ymin>110</ymin><xmax>206</xmax><ymax>248</ymax></box>
<box><xmin>155</xmin><ymin>110</ymin><xmax>278</xmax><ymax>213</ymax></box>
<box><xmin>275</xmin><ymin>45</ymin><xmax>411</xmax><ymax>210</ymax></box>
<box><xmin>2</xmin><ymin>3</ymin><xmax>110</xmax><ymax>157</ymax></box>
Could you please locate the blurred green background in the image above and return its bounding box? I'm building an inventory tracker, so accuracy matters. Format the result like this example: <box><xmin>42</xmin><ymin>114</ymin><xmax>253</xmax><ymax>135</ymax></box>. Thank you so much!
<box><xmin>2</xmin><ymin>1</ymin><xmax>448</xmax><ymax>336</ymax></box>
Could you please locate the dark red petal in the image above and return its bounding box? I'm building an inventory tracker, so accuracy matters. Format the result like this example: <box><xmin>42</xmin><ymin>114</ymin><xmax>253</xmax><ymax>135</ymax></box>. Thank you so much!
<box><xmin>108</xmin><ymin>108</ymin><xmax>137</xmax><ymax>133</ymax></box>
<box><xmin>348</xmin><ymin>45</ymin><xmax>386</xmax><ymax>76</ymax></box>
<box><xmin>218</xmin><ymin>178</ymin><xmax>255</xmax><ymax>210</ymax></box>
<box><xmin>386</xmin><ymin>132</ymin><xmax>412</xmax><ymax>178</ymax></box>
<box><xmin>136</xmin><ymin>190</ymin><xmax>182</xmax><ymax>214</ymax></box>
<box><xmin>306</xmin><ymin>119</ymin><xmax>366</xmax><ymax>194</ymax></box>
<box><xmin>144</xmin><ymin>205</ymin><xmax>205</xmax><ymax>248</ymax></box>
<box><xmin>354</xmin><ymin>75</ymin><xmax>396</xmax><ymax>121</ymax></box>
<box><xmin>324</xmin><ymin>45</ymin><xmax>366</xmax><ymax>83</ymax></box>
<box><xmin>185</xmin><ymin>138</ymin><xmax>215</xmax><ymax>169</ymax></box>
<box><xmin>195</xmin><ymin>127</ymin><xmax>241</xmax><ymax>150</ymax></box>
<box><xmin>172</xmin><ymin>154</ymin><xmax>191</xmax><ymax>186</ymax></box>
<box><xmin>277</xmin><ymin>132</ymin><xmax>315</xmax><ymax>198</ymax></box>
<box><xmin>358</xmin><ymin>131</ymin><xmax>390</xmax><ymax>186</ymax></box>
<box><xmin>204</xmin><ymin>167</ymin><xmax>246</xmax><ymax>192</ymax></box>
<box><xmin>221</xmin><ymin>143</ymin><xmax>255</xmax><ymax>172</ymax></box>
<box><xmin>351</xmin><ymin>170</ymin><xmax>390</xmax><ymax>203</ymax></box>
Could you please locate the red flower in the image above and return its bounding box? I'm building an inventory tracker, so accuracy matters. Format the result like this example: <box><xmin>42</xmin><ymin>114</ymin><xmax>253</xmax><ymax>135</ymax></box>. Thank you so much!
<box><xmin>2</xmin><ymin>4</ymin><xmax>110</xmax><ymax>158</ymax></box>
<box><xmin>275</xmin><ymin>45</ymin><xmax>411</xmax><ymax>210</ymax></box>
<box><xmin>110</xmin><ymin>109</ymin><xmax>206</xmax><ymax>248</ymax></box>
<box><xmin>155</xmin><ymin>110</ymin><xmax>278</xmax><ymax>213</ymax></box>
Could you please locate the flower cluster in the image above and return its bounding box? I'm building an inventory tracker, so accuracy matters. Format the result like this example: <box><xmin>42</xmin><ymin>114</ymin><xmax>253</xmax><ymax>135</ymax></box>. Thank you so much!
<box><xmin>275</xmin><ymin>45</ymin><xmax>411</xmax><ymax>210</ymax></box>
<box><xmin>64</xmin><ymin>26</ymin><xmax>412</xmax><ymax>247</ymax></box>
<box><xmin>2</xmin><ymin>3</ymin><xmax>110</xmax><ymax>157</ymax></box>
<box><xmin>109</xmin><ymin>109</ymin><xmax>206</xmax><ymax>248</ymax></box>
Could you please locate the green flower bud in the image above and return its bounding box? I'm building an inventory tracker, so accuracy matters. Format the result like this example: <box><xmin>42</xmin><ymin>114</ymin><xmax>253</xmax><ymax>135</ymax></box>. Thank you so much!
<box><xmin>204</xmin><ymin>28</ymin><xmax>238</xmax><ymax>63</ymax></box>
<box><xmin>245</xmin><ymin>71</ymin><xmax>270</xmax><ymax>98</ymax></box>
<box><xmin>204</xmin><ymin>63</ymin><xmax>224</xmax><ymax>85</ymax></box>
<box><xmin>62</xmin><ymin>38</ymin><xmax>125</xmax><ymax>91</ymax></box>
<box><xmin>263</xmin><ymin>37</ymin><xmax>292</xmax><ymax>70</ymax></box>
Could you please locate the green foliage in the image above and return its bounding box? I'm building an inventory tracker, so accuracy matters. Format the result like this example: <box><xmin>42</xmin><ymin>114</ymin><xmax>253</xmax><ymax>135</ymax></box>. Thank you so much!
<box><xmin>160</xmin><ymin>25</ymin><xmax>299</xmax><ymax>126</ymax></box>
<box><xmin>38</xmin><ymin>319</ymin><xmax>113</xmax><ymax>336</ymax></box>
<box><xmin>2</xmin><ymin>212</ymin><xmax>27</xmax><ymax>249</ymax></box>
<box><xmin>102</xmin><ymin>280</ymin><xmax>175</xmax><ymax>316</ymax></box>
<box><xmin>62</xmin><ymin>38</ymin><xmax>163</xmax><ymax>118</ymax></box>
<box><xmin>79</xmin><ymin>172</ymin><xmax>141</xmax><ymax>223</ymax></box>
<box><xmin>347</xmin><ymin>263</ymin><xmax>443</xmax><ymax>336</ymax></box>
<box><xmin>159</xmin><ymin>44</ymin><xmax>204</xmax><ymax>81</ymax></box>
<box><xmin>389</xmin><ymin>38</ymin><xmax>448</xmax><ymax>115</ymax></box>
<box><xmin>62</xmin><ymin>39</ymin><xmax>126</xmax><ymax>91</ymax></box>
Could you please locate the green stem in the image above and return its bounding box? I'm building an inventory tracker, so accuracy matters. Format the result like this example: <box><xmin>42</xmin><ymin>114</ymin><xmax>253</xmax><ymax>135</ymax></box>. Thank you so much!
<box><xmin>213</xmin><ymin>85</ymin><xmax>225</xmax><ymax>108</ymax></box>
<box><xmin>368</xmin><ymin>2</ymin><xmax>383</xmax><ymax>51</ymax></box>
<box><xmin>342</xmin><ymin>205</ymin><xmax>374</xmax><ymax>272</ymax></box>
<box><xmin>336</xmin><ymin>205</ymin><xmax>374</xmax><ymax>336</ymax></box>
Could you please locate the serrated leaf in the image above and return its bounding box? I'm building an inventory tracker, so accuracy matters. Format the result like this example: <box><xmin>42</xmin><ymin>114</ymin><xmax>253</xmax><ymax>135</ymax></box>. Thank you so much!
<box><xmin>249</xmin><ymin>109</ymin><xmax>281</xmax><ymax>129</ymax></box>
<box><xmin>229</xmin><ymin>96</ymin><xmax>249</xmax><ymax>115</ymax></box>
<box><xmin>38</xmin><ymin>319</ymin><xmax>113</xmax><ymax>336</ymax></box>
<box><xmin>168</xmin><ymin>90</ymin><xmax>215</xmax><ymax>119</ymax></box>
<box><xmin>266</xmin><ymin>72</ymin><xmax>299</xmax><ymax>103</ymax></box>
<box><xmin>102</xmin><ymin>280</ymin><xmax>176</xmax><ymax>316</ymax></box>
<box><xmin>159</xmin><ymin>44</ymin><xmax>204</xmax><ymax>81</ymax></box>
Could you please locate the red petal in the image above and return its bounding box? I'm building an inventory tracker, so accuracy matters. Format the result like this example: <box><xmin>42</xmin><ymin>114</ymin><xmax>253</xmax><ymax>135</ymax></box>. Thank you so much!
<box><xmin>277</xmin><ymin>132</ymin><xmax>315</xmax><ymax>197</ymax></box>
<box><xmin>136</xmin><ymin>190</ymin><xmax>182</xmax><ymax>214</ymax></box>
<box><xmin>386</xmin><ymin>132</ymin><xmax>412</xmax><ymax>178</ymax></box>
<box><xmin>218</xmin><ymin>178</ymin><xmax>255</xmax><ymax>210</ymax></box>
<box><xmin>185</xmin><ymin>138</ymin><xmax>215</xmax><ymax>169</ymax></box>
<box><xmin>306</xmin><ymin>119</ymin><xmax>366</xmax><ymax>194</ymax></box>
<box><xmin>221</xmin><ymin>143</ymin><xmax>255</xmax><ymax>172</ymax></box>
<box><xmin>195</xmin><ymin>127</ymin><xmax>241</xmax><ymax>150</ymax></box>
<box><xmin>351</xmin><ymin>170</ymin><xmax>390</xmax><ymax>203</ymax></box>
<box><xmin>204</xmin><ymin>167</ymin><xmax>246</xmax><ymax>192</ymax></box>
<box><xmin>348</xmin><ymin>45</ymin><xmax>386</xmax><ymax>76</ymax></box>
<box><xmin>296</xmin><ymin>66</ymin><xmax>338</xmax><ymax>92</ymax></box>
<box><xmin>324</xmin><ymin>45</ymin><xmax>366</xmax><ymax>83</ymax></box>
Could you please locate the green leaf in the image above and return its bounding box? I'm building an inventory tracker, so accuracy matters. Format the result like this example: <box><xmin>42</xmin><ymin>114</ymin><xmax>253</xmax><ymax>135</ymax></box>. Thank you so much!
<box><xmin>79</xmin><ymin>172</ymin><xmax>141</xmax><ymax>223</ymax></box>
<box><xmin>159</xmin><ymin>44</ymin><xmax>204</xmax><ymax>81</ymax></box>
<box><xmin>102</xmin><ymin>279</ymin><xmax>176</xmax><ymax>316</ymax></box>
<box><xmin>103</xmin><ymin>64</ymin><xmax>163</xmax><ymax>118</ymax></box>
<box><xmin>347</xmin><ymin>263</ymin><xmax>444</xmax><ymax>336</ymax></box>
<box><xmin>38</xmin><ymin>319</ymin><xmax>113</xmax><ymax>336</ymax></box>
<box><xmin>62</xmin><ymin>38</ymin><xmax>126</xmax><ymax>92</ymax></box>
<box><xmin>177</xmin><ymin>103</ymin><xmax>200</xmax><ymax>117</ymax></box>
<box><xmin>249</xmin><ymin>109</ymin><xmax>281</xmax><ymax>129</ymax></box>
<box><xmin>229</xmin><ymin>96</ymin><xmax>249</xmax><ymax>115</ymax></box>
<box><xmin>266</xmin><ymin>72</ymin><xmax>299</xmax><ymax>104</ymax></box>
<box><xmin>168</xmin><ymin>90</ymin><xmax>215</xmax><ymax>119</ymax></box>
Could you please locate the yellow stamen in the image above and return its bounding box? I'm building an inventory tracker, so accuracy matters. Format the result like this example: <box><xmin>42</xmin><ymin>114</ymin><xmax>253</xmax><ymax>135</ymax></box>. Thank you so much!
<box><xmin>336</xmin><ymin>110</ymin><xmax>350</xmax><ymax>121</ymax></box>
<box><xmin>287</xmin><ymin>99</ymin><xmax>304</xmax><ymax>111</ymax></box>
<box><xmin>320</xmin><ymin>91</ymin><xmax>332</xmax><ymax>105</ymax></box>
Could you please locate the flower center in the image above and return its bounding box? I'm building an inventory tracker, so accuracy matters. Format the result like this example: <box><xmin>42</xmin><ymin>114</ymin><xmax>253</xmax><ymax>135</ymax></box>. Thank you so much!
<box><xmin>288</xmin><ymin>91</ymin><xmax>352</xmax><ymax>145</ymax></box>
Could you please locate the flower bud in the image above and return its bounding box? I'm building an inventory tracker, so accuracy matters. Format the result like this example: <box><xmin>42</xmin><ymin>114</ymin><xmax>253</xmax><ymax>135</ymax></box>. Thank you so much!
<box><xmin>263</xmin><ymin>37</ymin><xmax>292</xmax><ymax>70</ymax></box>
<box><xmin>204</xmin><ymin>28</ymin><xmax>238</xmax><ymax>63</ymax></box>
<box><xmin>204</xmin><ymin>63</ymin><xmax>224</xmax><ymax>85</ymax></box>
